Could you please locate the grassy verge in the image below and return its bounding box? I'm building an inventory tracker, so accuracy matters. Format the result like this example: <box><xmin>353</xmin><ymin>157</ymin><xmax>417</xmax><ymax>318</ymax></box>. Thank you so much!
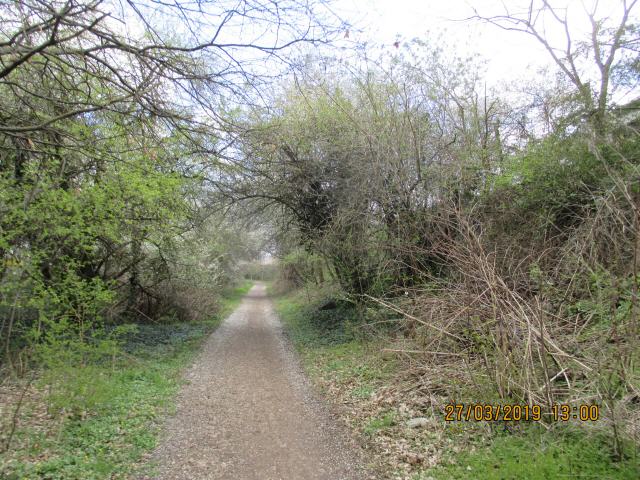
<box><xmin>272</xmin><ymin>286</ymin><xmax>640</xmax><ymax>480</ymax></box>
<box><xmin>0</xmin><ymin>281</ymin><xmax>252</xmax><ymax>480</ymax></box>
<box><xmin>428</xmin><ymin>427</ymin><xmax>640</xmax><ymax>480</ymax></box>
<box><xmin>272</xmin><ymin>284</ymin><xmax>397</xmax><ymax>401</ymax></box>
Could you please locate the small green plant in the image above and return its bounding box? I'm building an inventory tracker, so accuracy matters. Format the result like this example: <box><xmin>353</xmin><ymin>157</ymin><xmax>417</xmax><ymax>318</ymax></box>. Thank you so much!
<box><xmin>363</xmin><ymin>411</ymin><xmax>397</xmax><ymax>436</ymax></box>
<box><xmin>430</xmin><ymin>426</ymin><xmax>640</xmax><ymax>480</ymax></box>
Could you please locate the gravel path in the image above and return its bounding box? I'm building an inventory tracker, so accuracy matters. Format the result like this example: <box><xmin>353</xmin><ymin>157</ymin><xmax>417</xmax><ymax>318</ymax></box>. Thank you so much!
<box><xmin>149</xmin><ymin>283</ymin><xmax>370</xmax><ymax>480</ymax></box>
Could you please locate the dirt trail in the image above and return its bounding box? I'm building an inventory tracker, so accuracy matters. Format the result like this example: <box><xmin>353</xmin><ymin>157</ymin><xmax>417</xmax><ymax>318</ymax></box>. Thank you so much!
<box><xmin>150</xmin><ymin>283</ymin><xmax>369</xmax><ymax>480</ymax></box>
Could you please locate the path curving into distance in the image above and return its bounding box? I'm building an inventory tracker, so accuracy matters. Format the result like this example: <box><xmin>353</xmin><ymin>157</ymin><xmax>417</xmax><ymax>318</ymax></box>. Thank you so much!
<box><xmin>149</xmin><ymin>283</ymin><xmax>369</xmax><ymax>480</ymax></box>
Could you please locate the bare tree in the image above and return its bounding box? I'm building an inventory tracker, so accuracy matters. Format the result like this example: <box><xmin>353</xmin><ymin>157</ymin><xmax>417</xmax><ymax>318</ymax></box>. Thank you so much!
<box><xmin>470</xmin><ymin>0</ymin><xmax>639</xmax><ymax>138</ymax></box>
<box><xmin>0</xmin><ymin>0</ymin><xmax>341</xmax><ymax>137</ymax></box>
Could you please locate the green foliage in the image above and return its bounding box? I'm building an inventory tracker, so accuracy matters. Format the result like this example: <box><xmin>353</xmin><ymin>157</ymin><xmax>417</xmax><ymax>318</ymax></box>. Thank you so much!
<box><xmin>429</xmin><ymin>427</ymin><xmax>640</xmax><ymax>480</ymax></box>
<box><xmin>239</xmin><ymin>47</ymin><xmax>490</xmax><ymax>295</ymax></box>
<box><xmin>37</xmin><ymin>333</ymin><xmax>129</xmax><ymax>418</ymax></box>
<box><xmin>489</xmin><ymin>136</ymin><xmax>605</xmax><ymax>237</ymax></box>
<box><xmin>1</xmin><ymin>283</ymin><xmax>251</xmax><ymax>479</ymax></box>
<box><xmin>279</xmin><ymin>249</ymin><xmax>327</xmax><ymax>287</ymax></box>
<box><xmin>242</xmin><ymin>262</ymin><xmax>279</xmax><ymax>282</ymax></box>
<box><xmin>0</xmin><ymin>0</ymin><xmax>265</xmax><ymax>377</ymax></box>
<box><xmin>363</xmin><ymin>411</ymin><xmax>397</xmax><ymax>436</ymax></box>
<box><xmin>568</xmin><ymin>269</ymin><xmax>638</xmax><ymax>331</ymax></box>
<box><xmin>6</xmin><ymin>365</ymin><xmax>175</xmax><ymax>480</ymax></box>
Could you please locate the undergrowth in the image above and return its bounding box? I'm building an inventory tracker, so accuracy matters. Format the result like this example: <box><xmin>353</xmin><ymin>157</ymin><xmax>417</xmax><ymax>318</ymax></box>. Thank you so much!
<box><xmin>272</xmin><ymin>285</ymin><xmax>640</xmax><ymax>480</ymax></box>
<box><xmin>272</xmin><ymin>284</ymin><xmax>396</xmax><ymax>396</ymax></box>
<box><xmin>0</xmin><ymin>281</ymin><xmax>252</xmax><ymax>480</ymax></box>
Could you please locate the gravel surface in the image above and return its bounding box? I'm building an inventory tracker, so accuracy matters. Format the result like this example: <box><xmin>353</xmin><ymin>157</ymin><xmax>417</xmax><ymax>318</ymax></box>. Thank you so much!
<box><xmin>148</xmin><ymin>283</ymin><xmax>370</xmax><ymax>480</ymax></box>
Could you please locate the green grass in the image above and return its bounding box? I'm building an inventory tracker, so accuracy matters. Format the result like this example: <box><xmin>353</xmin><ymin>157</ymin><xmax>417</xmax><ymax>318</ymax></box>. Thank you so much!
<box><xmin>0</xmin><ymin>281</ymin><xmax>252</xmax><ymax>480</ymax></box>
<box><xmin>363</xmin><ymin>411</ymin><xmax>397</xmax><ymax>436</ymax></box>
<box><xmin>428</xmin><ymin>426</ymin><xmax>640</xmax><ymax>480</ymax></box>
<box><xmin>271</xmin><ymin>287</ymin><xmax>396</xmax><ymax>399</ymax></box>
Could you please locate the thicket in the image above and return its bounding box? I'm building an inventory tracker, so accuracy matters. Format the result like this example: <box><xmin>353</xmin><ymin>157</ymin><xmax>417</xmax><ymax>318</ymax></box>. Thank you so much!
<box><xmin>229</xmin><ymin>3</ymin><xmax>640</xmax><ymax>460</ymax></box>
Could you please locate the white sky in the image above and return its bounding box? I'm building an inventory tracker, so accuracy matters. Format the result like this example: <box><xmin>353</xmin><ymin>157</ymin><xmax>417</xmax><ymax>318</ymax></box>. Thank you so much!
<box><xmin>330</xmin><ymin>0</ymin><xmax>639</xmax><ymax>100</ymax></box>
<box><xmin>114</xmin><ymin>0</ymin><xmax>638</xmax><ymax>110</ymax></box>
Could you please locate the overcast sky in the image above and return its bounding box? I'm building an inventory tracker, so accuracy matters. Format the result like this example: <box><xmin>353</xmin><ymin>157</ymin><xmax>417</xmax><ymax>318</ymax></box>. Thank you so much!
<box><xmin>118</xmin><ymin>0</ymin><xmax>639</xmax><ymax>108</ymax></box>
<box><xmin>330</xmin><ymin>0</ymin><xmax>639</xmax><ymax>101</ymax></box>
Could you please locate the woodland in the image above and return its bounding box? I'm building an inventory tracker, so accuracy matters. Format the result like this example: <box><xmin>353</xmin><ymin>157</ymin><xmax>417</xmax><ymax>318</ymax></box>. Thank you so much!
<box><xmin>0</xmin><ymin>0</ymin><xmax>639</xmax><ymax>478</ymax></box>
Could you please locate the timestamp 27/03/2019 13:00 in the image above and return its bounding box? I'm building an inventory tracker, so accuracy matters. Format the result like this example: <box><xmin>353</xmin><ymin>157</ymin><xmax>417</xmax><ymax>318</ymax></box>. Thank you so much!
<box><xmin>444</xmin><ymin>404</ymin><xmax>600</xmax><ymax>422</ymax></box>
